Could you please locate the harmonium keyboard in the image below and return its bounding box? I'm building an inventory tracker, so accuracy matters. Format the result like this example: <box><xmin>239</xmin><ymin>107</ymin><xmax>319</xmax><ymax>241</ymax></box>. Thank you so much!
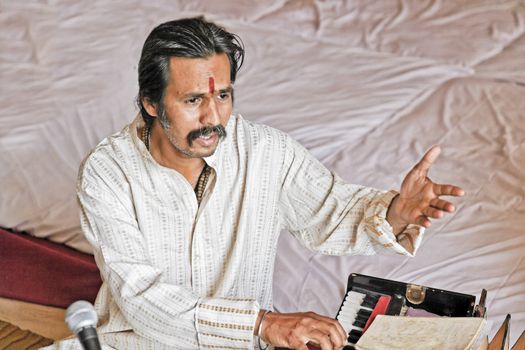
<box><xmin>336</xmin><ymin>273</ymin><xmax>485</xmax><ymax>350</ymax></box>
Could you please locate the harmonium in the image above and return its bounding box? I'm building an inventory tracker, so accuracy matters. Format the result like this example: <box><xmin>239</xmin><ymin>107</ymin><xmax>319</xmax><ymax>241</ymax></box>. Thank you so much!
<box><xmin>328</xmin><ymin>273</ymin><xmax>523</xmax><ymax>350</ymax></box>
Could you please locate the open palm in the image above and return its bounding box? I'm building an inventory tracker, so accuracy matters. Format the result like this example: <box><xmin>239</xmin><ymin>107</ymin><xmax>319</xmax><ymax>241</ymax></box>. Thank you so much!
<box><xmin>391</xmin><ymin>146</ymin><xmax>465</xmax><ymax>229</ymax></box>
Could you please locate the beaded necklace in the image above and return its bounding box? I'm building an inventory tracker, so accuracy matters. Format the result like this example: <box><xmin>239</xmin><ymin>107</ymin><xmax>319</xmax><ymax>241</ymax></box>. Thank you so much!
<box><xmin>142</xmin><ymin>122</ymin><xmax>210</xmax><ymax>206</ymax></box>
<box><xmin>142</xmin><ymin>122</ymin><xmax>151</xmax><ymax>150</ymax></box>
<box><xmin>194</xmin><ymin>164</ymin><xmax>211</xmax><ymax>205</ymax></box>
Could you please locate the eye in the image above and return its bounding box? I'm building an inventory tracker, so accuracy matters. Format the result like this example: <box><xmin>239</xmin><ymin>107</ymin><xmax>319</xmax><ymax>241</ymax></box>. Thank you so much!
<box><xmin>217</xmin><ymin>92</ymin><xmax>231</xmax><ymax>102</ymax></box>
<box><xmin>185</xmin><ymin>96</ymin><xmax>201</xmax><ymax>105</ymax></box>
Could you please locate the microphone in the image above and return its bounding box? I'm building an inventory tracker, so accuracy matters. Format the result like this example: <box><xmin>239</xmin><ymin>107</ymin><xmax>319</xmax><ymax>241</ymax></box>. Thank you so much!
<box><xmin>65</xmin><ymin>300</ymin><xmax>102</xmax><ymax>350</ymax></box>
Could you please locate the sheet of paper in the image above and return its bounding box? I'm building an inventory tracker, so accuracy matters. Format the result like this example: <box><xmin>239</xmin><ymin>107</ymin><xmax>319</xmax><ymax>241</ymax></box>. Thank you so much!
<box><xmin>356</xmin><ymin>315</ymin><xmax>489</xmax><ymax>350</ymax></box>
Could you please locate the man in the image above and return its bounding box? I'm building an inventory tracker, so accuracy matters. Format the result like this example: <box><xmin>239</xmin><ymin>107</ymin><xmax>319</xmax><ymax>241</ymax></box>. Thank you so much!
<box><xmin>53</xmin><ymin>17</ymin><xmax>464</xmax><ymax>350</ymax></box>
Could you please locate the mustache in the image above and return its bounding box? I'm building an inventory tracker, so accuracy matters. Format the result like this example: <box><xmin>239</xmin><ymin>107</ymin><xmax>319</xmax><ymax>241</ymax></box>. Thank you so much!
<box><xmin>187</xmin><ymin>125</ymin><xmax>227</xmax><ymax>145</ymax></box>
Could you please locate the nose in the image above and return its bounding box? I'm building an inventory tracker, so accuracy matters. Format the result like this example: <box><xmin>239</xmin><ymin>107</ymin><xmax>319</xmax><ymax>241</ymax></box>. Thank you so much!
<box><xmin>200</xmin><ymin>97</ymin><xmax>221</xmax><ymax>126</ymax></box>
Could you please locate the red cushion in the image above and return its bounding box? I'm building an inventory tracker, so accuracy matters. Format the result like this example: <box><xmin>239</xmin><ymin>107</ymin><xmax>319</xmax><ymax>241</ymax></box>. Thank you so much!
<box><xmin>0</xmin><ymin>228</ymin><xmax>101</xmax><ymax>308</ymax></box>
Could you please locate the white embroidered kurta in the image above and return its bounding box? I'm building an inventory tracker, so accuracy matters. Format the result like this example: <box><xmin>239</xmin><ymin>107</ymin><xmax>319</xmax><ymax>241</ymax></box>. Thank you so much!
<box><xmin>51</xmin><ymin>114</ymin><xmax>423</xmax><ymax>350</ymax></box>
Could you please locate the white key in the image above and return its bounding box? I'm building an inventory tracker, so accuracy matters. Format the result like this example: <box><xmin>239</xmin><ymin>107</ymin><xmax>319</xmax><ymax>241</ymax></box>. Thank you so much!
<box><xmin>337</xmin><ymin>291</ymin><xmax>368</xmax><ymax>334</ymax></box>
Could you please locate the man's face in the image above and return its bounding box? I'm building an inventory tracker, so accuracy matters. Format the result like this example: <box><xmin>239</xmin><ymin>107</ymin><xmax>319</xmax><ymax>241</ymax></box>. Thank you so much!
<box><xmin>155</xmin><ymin>53</ymin><xmax>233</xmax><ymax>159</ymax></box>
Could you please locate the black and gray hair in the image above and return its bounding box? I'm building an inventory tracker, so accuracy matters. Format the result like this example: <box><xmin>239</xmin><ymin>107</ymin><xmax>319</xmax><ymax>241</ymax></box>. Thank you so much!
<box><xmin>137</xmin><ymin>17</ymin><xmax>245</xmax><ymax>123</ymax></box>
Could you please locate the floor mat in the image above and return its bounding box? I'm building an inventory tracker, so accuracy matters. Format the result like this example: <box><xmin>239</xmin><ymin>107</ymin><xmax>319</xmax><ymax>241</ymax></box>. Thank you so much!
<box><xmin>0</xmin><ymin>320</ymin><xmax>53</xmax><ymax>350</ymax></box>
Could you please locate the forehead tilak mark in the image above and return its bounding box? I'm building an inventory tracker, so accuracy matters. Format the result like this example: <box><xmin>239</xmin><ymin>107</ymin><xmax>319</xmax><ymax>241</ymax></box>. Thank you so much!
<box><xmin>208</xmin><ymin>77</ymin><xmax>215</xmax><ymax>94</ymax></box>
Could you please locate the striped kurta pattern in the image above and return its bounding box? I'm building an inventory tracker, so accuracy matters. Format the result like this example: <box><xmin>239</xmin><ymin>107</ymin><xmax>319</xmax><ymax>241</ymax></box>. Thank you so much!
<box><xmin>49</xmin><ymin>114</ymin><xmax>423</xmax><ymax>350</ymax></box>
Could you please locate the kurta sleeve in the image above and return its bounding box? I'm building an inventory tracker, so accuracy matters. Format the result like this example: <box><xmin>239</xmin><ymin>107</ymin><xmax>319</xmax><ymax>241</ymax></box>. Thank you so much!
<box><xmin>78</xmin><ymin>155</ymin><xmax>259</xmax><ymax>349</ymax></box>
<box><xmin>278</xmin><ymin>135</ymin><xmax>424</xmax><ymax>257</ymax></box>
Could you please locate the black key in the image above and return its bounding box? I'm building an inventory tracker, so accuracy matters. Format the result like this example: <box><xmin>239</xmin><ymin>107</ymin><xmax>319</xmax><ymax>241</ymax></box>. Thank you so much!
<box><xmin>350</xmin><ymin>329</ymin><xmax>363</xmax><ymax>337</ymax></box>
<box><xmin>343</xmin><ymin>346</ymin><xmax>355</xmax><ymax>350</ymax></box>
<box><xmin>353</xmin><ymin>318</ymin><xmax>367</xmax><ymax>328</ymax></box>
<box><xmin>347</xmin><ymin>329</ymin><xmax>362</xmax><ymax>343</ymax></box>
<box><xmin>355</xmin><ymin>313</ymin><xmax>369</xmax><ymax>324</ymax></box>
<box><xmin>362</xmin><ymin>294</ymin><xmax>379</xmax><ymax>308</ymax></box>
<box><xmin>348</xmin><ymin>334</ymin><xmax>360</xmax><ymax>344</ymax></box>
<box><xmin>357</xmin><ymin>309</ymin><xmax>372</xmax><ymax>319</ymax></box>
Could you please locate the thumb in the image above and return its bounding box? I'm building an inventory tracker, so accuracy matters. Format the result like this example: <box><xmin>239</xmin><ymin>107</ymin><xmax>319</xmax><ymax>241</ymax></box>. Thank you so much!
<box><xmin>413</xmin><ymin>145</ymin><xmax>441</xmax><ymax>173</ymax></box>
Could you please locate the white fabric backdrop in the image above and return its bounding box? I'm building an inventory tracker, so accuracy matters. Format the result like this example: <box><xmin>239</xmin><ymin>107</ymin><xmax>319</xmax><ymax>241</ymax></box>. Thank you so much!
<box><xmin>1</xmin><ymin>0</ymin><xmax>523</xmax><ymax>344</ymax></box>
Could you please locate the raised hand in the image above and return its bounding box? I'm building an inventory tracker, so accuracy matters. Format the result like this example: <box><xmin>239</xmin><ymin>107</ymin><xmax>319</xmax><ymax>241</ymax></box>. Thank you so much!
<box><xmin>260</xmin><ymin>311</ymin><xmax>347</xmax><ymax>350</ymax></box>
<box><xmin>386</xmin><ymin>145</ymin><xmax>465</xmax><ymax>234</ymax></box>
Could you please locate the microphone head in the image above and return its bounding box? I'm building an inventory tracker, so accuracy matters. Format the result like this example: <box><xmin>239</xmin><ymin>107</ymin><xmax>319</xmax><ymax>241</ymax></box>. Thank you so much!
<box><xmin>65</xmin><ymin>300</ymin><xmax>98</xmax><ymax>334</ymax></box>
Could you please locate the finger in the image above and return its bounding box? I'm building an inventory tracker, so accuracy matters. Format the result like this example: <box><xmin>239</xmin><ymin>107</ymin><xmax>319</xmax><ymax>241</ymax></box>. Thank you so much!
<box><xmin>307</xmin><ymin>314</ymin><xmax>346</xmax><ymax>347</ymax></box>
<box><xmin>290</xmin><ymin>339</ymin><xmax>309</xmax><ymax>350</ymax></box>
<box><xmin>413</xmin><ymin>145</ymin><xmax>441</xmax><ymax>173</ymax></box>
<box><xmin>332</xmin><ymin>320</ymin><xmax>347</xmax><ymax>347</ymax></box>
<box><xmin>323</xmin><ymin>325</ymin><xmax>344</xmax><ymax>349</ymax></box>
<box><xmin>306</xmin><ymin>329</ymin><xmax>333</xmax><ymax>350</ymax></box>
<box><xmin>416</xmin><ymin>215</ymin><xmax>431</xmax><ymax>228</ymax></box>
<box><xmin>311</xmin><ymin>324</ymin><xmax>344</xmax><ymax>349</ymax></box>
<box><xmin>433</xmin><ymin>183</ymin><xmax>465</xmax><ymax>197</ymax></box>
<box><xmin>430</xmin><ymin>198</ymin><xmax>455</xmax><ymax>212</ymax></box>
<box><xmin>422</xmin><ymin>207</ymin><xmax>444</xmax><ymax>219</ymax></box>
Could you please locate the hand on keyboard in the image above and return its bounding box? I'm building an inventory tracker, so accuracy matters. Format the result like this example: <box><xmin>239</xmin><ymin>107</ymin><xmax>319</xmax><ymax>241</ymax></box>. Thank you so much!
<box><xmin>261</xmin><ymin>311</ymin><xmax>346</xmax><ymax>350</ymax></box>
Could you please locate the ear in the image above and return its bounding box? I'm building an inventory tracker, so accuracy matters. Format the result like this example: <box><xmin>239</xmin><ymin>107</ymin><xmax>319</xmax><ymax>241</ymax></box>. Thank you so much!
<box><xmin>142</xmin><ymin>98</ymin><xmax>159</xmax><ymax>118</ymax></box>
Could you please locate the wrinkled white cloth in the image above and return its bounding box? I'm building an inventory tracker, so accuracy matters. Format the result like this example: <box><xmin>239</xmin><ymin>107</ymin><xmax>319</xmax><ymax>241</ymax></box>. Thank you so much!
<box><xmin>49</xmin><ymin>114</ymin><xmax>423</xmax><ymax>349</ymax></box>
